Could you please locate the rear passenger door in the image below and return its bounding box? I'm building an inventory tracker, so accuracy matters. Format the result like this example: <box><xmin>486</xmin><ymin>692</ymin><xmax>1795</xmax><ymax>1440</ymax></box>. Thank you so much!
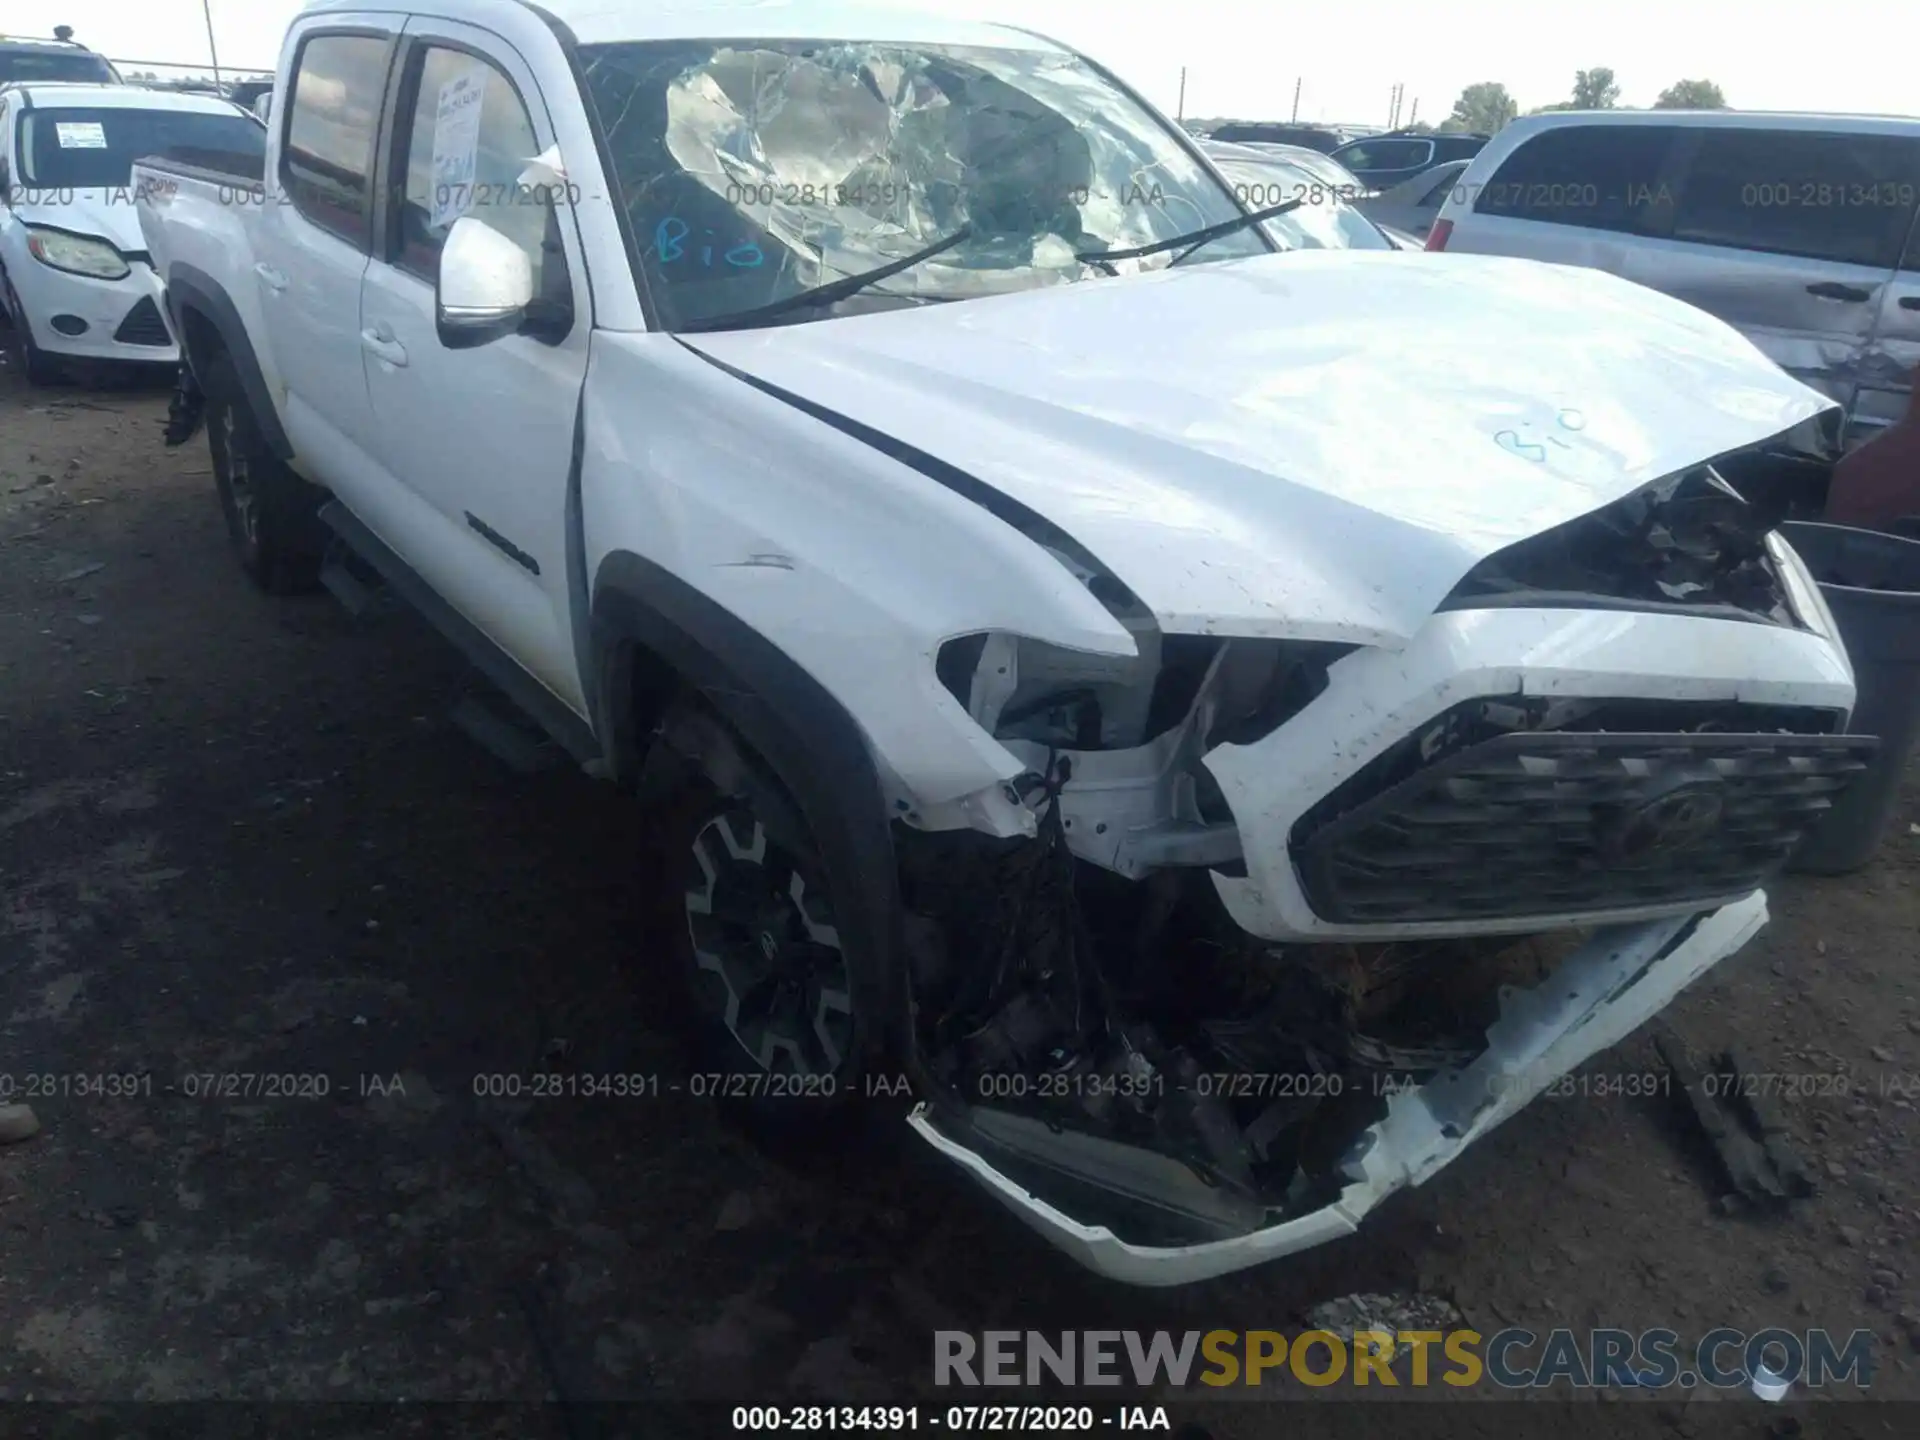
<box><xmin>1852</xmin><ymin>194</ymin><xmax>1920</xmax><ymax>443</ymax></box>
<box><xmin>255</xmin><ymin>23</ymin><xmax>398</xmax><ymax>494</ymax></box>
<box><xmin>1648</xmin><ymin>126</ymin><xmax>1919</xmax><ymax>439</ymax></box>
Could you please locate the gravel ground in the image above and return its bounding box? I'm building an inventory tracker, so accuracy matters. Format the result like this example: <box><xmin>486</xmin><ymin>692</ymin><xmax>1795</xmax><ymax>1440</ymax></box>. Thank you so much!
<box><xmin>2</xmin><ymin>356</ymin><xmax>1918</xmax><ymax>1438</ymax></box>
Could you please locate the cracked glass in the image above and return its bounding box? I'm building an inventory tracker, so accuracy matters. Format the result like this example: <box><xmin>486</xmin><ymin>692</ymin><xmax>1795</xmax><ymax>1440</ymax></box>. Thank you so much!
<box><xmin>577</xmin><ymin>38</ymin><xmax>1268</xmax><ymax>331</ymax></box>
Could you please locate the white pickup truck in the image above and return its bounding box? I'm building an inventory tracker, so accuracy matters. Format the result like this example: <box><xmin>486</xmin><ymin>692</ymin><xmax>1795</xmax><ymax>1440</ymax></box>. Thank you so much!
<box><xmin>135</xmin><ymin>0</ymin><xmax>1871</xmax><ymax>1286</ymax></box>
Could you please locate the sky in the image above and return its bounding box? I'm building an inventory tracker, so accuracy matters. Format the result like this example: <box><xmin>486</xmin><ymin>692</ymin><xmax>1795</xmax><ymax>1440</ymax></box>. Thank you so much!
<box><xmin>13</xmin><ymin>0</ymin><xmax>1917</xmax><ymax>125</ymax></box>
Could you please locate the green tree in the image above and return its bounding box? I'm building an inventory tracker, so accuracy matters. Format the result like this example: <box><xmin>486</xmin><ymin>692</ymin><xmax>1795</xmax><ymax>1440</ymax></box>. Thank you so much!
<box><xmin>1445</xmin><ymin>82</ymin><xmax>1518</xmax><ymax>134</ymax></box>
<box><xmin>1571</xmin><ymin>67</ymin><xmax>1621</xmax><ymax>109</ymax></box>
<box><xmin>1654</xmin><ymin>79</ymin><xmax>1728</xmax><ymax>109</ymax></box>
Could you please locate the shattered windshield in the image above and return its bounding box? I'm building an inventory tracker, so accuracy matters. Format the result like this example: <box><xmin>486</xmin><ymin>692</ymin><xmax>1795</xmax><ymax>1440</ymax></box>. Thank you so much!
<box><xmin>577</xmin><ymin>38</ymin><xmax>1268</xmax><ymax>331</ymax></box>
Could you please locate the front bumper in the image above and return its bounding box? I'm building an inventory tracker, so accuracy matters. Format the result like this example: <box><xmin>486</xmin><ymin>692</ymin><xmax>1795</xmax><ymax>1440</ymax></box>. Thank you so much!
<box><xmin>11</xmin><ymin>257</ymin><xmax>178</xmax><ymax>365</ymax></box>
<box><xmin>910</xmin><ymin>890</ymin><xmax>1766</xmax><ymax>1286</ymax></box>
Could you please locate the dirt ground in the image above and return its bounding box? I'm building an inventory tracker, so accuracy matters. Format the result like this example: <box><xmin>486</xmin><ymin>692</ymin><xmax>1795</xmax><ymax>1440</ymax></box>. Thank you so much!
<box><xmin>2</xmin><ymin>353</ymin><xmax>1918</xmax><ymax>1438</ymax></box>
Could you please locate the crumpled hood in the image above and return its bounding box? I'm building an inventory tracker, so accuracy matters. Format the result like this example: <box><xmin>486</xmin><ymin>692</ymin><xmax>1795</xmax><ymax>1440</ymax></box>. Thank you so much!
<box><xmin>683</xmin><ymin>249</ymin><xmax>1833</xmax><ymax>646</ymax></box>
<box><xmin>13</xmin><ymin>190</ymin><xmax>150</xmax><ymax>258</ymax></box>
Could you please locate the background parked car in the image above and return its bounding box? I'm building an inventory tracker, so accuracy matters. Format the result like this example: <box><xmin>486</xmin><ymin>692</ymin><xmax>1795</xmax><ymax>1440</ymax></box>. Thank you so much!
<box><xmin>224</xmin><ymin>77</ymin><xmax>275</xmax><ymax>114</ymax></box>
<box><xmin>1357</xmin><ymin>157</ymin><xmax>1471</xmax><ymax>239</ymax></box>
<box><xmin>1204</xmin><ymin>145</ymin><xmax>1395</xmax><ymax>250</ymax></box>
<box><xmin>0</xmin><ymin>30</ymin><xmax>120</xmax><ymax>86</ymax></box>
<box><xmin>0</xmin><ymin>84</ymin><xmax>263</xmax><ymax>382</ymax></box>
<box><xmin>1207</xmin><ymin>122</ymin><xmax>1347</xmax><ymax>152</ymax></box>
<box><xmin>1331</xmin><ymin>129</ymin><xmax>1488</xmax><ymax>190</ymax></box>
<box><xmin>1429</xmin><ymin>110</ymin><xmax>1920</xmax><ymax>450</ymax></box>
<box><xmin>1206</xmin><ymin>139</ymin><xmax>1365</xmax><ymax>196</ymax></box>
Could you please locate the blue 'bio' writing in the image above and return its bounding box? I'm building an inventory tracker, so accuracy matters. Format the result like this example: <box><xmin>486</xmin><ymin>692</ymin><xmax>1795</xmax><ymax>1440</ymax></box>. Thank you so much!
<box><xmin>654</xmin><ymin>217</ymin><xmax>764</xmax><ymax>269</ymax></box>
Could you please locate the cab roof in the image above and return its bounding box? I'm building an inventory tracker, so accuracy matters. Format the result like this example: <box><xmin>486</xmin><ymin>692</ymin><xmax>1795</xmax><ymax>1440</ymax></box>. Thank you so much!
<box><xmin>297</xmin><ymin>0</ymin><xmax>1063</xmax><ymax>51</ymax></box>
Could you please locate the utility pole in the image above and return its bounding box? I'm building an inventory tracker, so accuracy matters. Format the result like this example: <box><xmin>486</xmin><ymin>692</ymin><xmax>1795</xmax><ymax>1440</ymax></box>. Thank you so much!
<box><xmin>1290</xmin><ymin>76</ymin><xmax>1301</xmax><ymax>122</ymax></box>
<box><xmin>1388</xmin><ymin>83</ymin><xmax>1402</xmax><ymax>128</ymax></box>
<box><xmin>1176</xmin><ymin>66</ymin><xmax>1186</xmax><ymax>123</ymax></box>
<box><xmin>201</xmin><ymin>0</ymin><xmax>224</xmax><ymax>87</ymax></box>
<box><xmin>1407</xmin><ymin>96</ymin><xmax>1419</xmax><ymax>126</ymax></box>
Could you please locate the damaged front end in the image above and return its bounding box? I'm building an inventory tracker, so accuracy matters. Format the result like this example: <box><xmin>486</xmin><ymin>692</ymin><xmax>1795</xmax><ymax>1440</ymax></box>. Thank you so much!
<box><xmin>906</xmin><ymin>894</ymin><xmax>1770</xmax><ymax>1285</ymax></box>
<box><xmin>893</xmin><ymin>425</ymin><xmax>1868</xmax><ymax>1286</ymax></box>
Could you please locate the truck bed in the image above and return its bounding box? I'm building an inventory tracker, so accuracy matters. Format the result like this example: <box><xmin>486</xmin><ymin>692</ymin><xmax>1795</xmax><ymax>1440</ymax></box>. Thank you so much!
<box><xmin>133</xmin><ymin>150</ymin><xmax>283</xmax><ymax>449</ymax></box>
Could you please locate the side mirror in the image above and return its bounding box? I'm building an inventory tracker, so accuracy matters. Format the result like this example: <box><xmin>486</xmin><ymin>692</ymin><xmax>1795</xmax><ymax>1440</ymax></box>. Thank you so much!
<box><xmin>436</xmin><ymin>215</ymin><xmax>535</xmax><ymax>349</ymax></box>
<box><xmin>253</xmin><ymin>93</ymin><xmax>273</xmax><ymax>124</ymax></box>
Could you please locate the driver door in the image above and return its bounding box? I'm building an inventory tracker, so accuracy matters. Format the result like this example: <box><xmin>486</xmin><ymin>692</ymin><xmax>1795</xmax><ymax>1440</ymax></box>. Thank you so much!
<box><xmin>358</xmin><ymin>19</ymin><xmax>591</xmax><ymax>712</ymax></box>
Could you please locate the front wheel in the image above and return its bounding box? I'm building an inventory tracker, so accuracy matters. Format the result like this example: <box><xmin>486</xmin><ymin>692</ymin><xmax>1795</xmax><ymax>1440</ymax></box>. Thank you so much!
<box><xmin>3</xmin><ymin>285</ymin><xmax>63</xmax><ymax>386</ymax></box>
<box><xmin>676</xmin><ymin>794</ymin><xmax>864</xmax><ymax>1090</ymax></box>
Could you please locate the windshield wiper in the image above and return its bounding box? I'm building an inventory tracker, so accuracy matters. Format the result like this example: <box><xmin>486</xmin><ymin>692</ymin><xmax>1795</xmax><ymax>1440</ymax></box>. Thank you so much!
<box><xmin>1073</xmin><ymin>197</ymin><xmax>1304</xmax><ymax>268</ymax></box>
<box><xmin>676</xmin><ymin>225</ymin><xmax>973</xmax><ymax>334</ymax></box>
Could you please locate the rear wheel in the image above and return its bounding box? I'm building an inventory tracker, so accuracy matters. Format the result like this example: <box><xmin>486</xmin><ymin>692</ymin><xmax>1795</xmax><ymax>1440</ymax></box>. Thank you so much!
<box><xmin>202</xmin><ymin>351</ymin><xmax>326</xmax><ymax>594</ymax></box>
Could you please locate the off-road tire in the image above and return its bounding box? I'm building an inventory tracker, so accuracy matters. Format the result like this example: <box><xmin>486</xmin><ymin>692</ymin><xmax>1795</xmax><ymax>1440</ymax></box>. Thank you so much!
<box><xmin>653</xmin><ymin>768</ymin><xmax>896</xmax><ymax>1141</ymax></box>
<box><xmin>202</xmin><ymin>351</ymin><xmax>326</xmax><ymax>594</ymax></box>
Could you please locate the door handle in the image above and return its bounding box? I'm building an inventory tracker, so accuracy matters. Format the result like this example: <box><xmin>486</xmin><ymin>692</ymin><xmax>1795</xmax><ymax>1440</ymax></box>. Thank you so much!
<box><xmin>360</xmin><ymin>328</ymin><xmax>408</xmax><ymax>368</ymax></box>
<box><xmin>1805</xmin><ymin>280</ymin><xmax>1871</xmax><ymax>303</ymax></box>
<box><xmin>254</xmin><ymin>262</ymin><xmax>288</xmax><ymax>292</ymax></box>
<box><xmin>1899</xmin><ymin>296</ymin><xmax>1920</xmax><ymax>311</ymax></box>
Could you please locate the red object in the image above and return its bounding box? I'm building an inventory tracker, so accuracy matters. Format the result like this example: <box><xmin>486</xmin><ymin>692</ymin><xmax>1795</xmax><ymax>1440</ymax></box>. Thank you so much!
<box><xmin>1424</xmin><ymin>219</ymin><xmax>1453</xmax><ymax>252</ymax></box>
<box><xmin>1826</xmin><ymin>380</ymin><xmax>1920</xmax><ymax>529</ymax></box>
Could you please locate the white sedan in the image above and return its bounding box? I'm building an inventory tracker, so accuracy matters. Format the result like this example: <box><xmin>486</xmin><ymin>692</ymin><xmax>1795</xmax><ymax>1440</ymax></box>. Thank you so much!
<box><xmin>1</xmin><ymin>83</ymin><xmax>263</xmax><ymax>382</ymax></box>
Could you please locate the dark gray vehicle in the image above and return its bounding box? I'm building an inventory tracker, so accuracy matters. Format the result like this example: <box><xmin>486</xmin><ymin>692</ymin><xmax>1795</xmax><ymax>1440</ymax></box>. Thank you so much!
<box><xmin>1332</xmin><ymin>129</ymin><xmax>1487</xmax><ymax>190</ymax></box>
<box><xmin>0</xmin><ymin>30</ymin><xmax>120</xmax><ymax>86</ymax></box>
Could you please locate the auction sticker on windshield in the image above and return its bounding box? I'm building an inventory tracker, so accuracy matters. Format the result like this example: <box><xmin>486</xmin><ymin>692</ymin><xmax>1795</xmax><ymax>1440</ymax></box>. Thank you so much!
<box><xmin>429</xmin><ymin>63</ymin><xmax>486</xmax><ymax>230</ymax></box>
<box><xmin>55</xmin><ymin>122</ymin><xmax>108</xmax><ymax>149</ymax></box>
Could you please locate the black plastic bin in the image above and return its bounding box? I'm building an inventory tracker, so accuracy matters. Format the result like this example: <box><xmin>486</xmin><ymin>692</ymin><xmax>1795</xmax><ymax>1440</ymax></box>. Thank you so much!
<box><xmin>1781</xmin><ymin>522</ymin><xmax>1920</xmax><ymax>874</ymax></box>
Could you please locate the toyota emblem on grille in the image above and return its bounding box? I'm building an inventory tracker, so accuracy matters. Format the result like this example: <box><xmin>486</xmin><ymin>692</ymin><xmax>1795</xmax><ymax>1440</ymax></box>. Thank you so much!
<box><xmin>1599</xmin><ymin>777</ymin><xmax>1727</xmax><ymax>865</ymax></box>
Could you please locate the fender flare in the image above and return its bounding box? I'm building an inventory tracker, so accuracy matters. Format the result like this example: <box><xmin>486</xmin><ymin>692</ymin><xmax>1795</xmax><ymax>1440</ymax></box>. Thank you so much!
<box><xmin>590</xmin><ymin>550</ymin><xmax>904</xmax><ymax>1058</ymax></box>
<box><xmin>166</xmin><ymin>263</ymin><xmax>294</xmax><ymax>461</ymax></box>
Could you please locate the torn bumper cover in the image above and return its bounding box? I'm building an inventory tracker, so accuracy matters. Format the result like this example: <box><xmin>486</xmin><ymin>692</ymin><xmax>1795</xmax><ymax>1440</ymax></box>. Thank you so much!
<box><xmin>909</xmin><ymin>892</ymin><xmax>1767</xmax><ymax>1286</ymax></box>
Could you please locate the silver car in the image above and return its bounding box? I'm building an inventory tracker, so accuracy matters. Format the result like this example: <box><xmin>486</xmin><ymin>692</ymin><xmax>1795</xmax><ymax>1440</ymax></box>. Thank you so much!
<box><xmin>1357</xmin><ymin>158</ymin><xmax>1470</xmax><ymax>239</ymax></box>
<box><xmin>1205</xmin><ymin>139</ymin><xmax>1365</xmax><ymax>197</ymax></box>
<box><xmin>1432</xmin><ymin>110</ymin><xmax>1920</xmax><ymax>449</ymax></box>
<box><xmin>1201</xmin><ymin>143</ymin><xmax>1391</xmax><ymax>251</ymax></box>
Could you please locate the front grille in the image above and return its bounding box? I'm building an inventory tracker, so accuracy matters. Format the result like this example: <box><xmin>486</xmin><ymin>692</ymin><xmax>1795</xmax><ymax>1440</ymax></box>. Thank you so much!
<box><xmin>1292</xmin><ymin>731</ymin><xmax>1876</xmax><ymax>925</ymax></box>
<box><xmin>113</xmin><ymin>297</ymin><xmax>172</xmax><ymax>348</ymax></box>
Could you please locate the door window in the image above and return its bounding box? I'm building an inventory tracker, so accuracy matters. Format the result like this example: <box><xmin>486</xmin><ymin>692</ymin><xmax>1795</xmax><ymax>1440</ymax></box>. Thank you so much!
<box><xmin>281</xmin><ymin>33</ymin><xmax>392</xmax><ymax>248</ymax></box>
<box><xmin>1669</xmin><ymin>129</ymin><xmax>1920</xmax><ymax>268</ymax></box>
<box><xmin>1334</xmin><ymin>138</ymin><xmax>1433</xmax><ymax>173</ymax></box>
<box><xmin>1474</xmin><ymin>124</ymin><xmax>1680</xmax><ymax>234</ymax></box>
<box><xmin>390</xmin><ymin>45</ymin><xmax>552</xmax><ymax>290</ymax></box>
